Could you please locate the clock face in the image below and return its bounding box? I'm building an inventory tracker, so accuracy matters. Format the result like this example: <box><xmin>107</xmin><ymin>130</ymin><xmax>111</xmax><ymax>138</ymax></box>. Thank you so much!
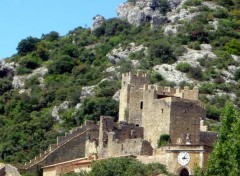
<box><xmin>177</xmin><ymin>152</ymin><xmax>190</xmax><ymax>166</ymax></box>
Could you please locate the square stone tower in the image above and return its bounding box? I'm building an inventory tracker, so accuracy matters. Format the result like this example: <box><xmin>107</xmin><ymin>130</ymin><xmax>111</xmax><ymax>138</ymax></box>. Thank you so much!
<box><xmin>141</xmin><ymin>84</ymin><xmax>205</xmax><ymax>148</ymax></box>
<box><xmin>119</xmin><ymin>71</ymin><xmax>206</xmax><ymax>148</ymax></box>
<box><xmin>119</xmin><ymin>71</ymin><xmax>149</xmax><ymax>125</ymax></box>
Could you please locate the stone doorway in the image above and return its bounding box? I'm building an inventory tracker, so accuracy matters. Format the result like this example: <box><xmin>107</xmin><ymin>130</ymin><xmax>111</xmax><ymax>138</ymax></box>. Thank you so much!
<box><xmin>179</xmin><ymin>168</ymin><xmax>189</xmax><ymax>176</ymax></box>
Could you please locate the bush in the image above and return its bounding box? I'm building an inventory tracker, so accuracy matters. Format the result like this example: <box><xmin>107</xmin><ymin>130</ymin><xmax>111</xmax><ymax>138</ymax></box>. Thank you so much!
<box><xmin>176</xmin><ymin>62</ymin><xmax>191</xmax><ymax>73</ymax></box>
<box><xmin>199</xmin><ymin>83</ymin><xmax>216</xmax><ymax>94</ymax></box>
<box><xmin>150</xmin><ymin>72</ymin><xmax>164</xmax><ymax>84</ymax></box>
<box><xmin>158</xmin><ymin>134</ymin><xmax>170</xmax><ymax>147</ymax></box>
<box><xmin>0</xmin><ymin>78</ymin><xmax>12</xmax><ymax>95</ymax></box>
<box><xmin>174</xmin><ymin>45</ymin><xmax>186</xmax><ymax>56</ymax></box>
<box><xmin>88</xmin><ymin>157</ymin><xmax>171</xmax><ymax>176</ymax></box>
<box><xmin>188</xmin><ymin>41</ymin><xmax>201</xmax><ymax>50</ymax></box>
<box><xmin>206</xmin><ymin>105</ymin><xmax>221</xmax><ymax>120</ymax></box>
<box><xmin>16</xmin><ymin>66</ymin><xmax>32</xmax><ymax>75</ymax></box>
<box><xmin>184</xmin><ymin>0</ymin><xmax>202</xmax><ymax>6</ymax></box>
<box><xmin>75</xmin><ymin>97</ymin><xmax>119</xmax><ymax>124</ymax></box>
<box><xmin>41</xmin><ymin>31</ymin><xmax>60</xmax><ymax>41</ymax></box>
<box><xmin>213</xmin><ymin>8</ymin><xmax>229</xmax><ymax>18</ymax></box>
<box><xmin>224</xmin><ymin>39</ymin><xmax>240</xmax><ymax>55</ymax></box>
<box><xmin>48</xmin><ymin>55</ymin><xmax>75</xmax><ymax>74</ymax></box>
<box><xmin>95</xmin><ymin>80</ymin><xmax>120</xmax><ymax>97</ymax></box>
<box><xmin>149</xmin><ymin>40</ymin><xmax>176</xmax><ymax>65</ymax></box>
<box><xmin>158</xmin><ymin>0</ymin><xmax>171</xmax><ymax>15</ymax></box>
<box><xmin>189</xmin><ymin>66</ymin><xmax>203</xmax><ymax>80</ymax></box>
<box><xmin>19</xmin><ymin>55</ymin><xmax>42</xmax><ymax>69</ymax></box>
<box><xmin>234</xmin><ymin>68</ymin><xmax>240</xmax><ymax>80</ymax></box>
<box><xmin>17</xmin><ymin>37</ymin><xmax>40</xmax><ymax>56</ymax></box>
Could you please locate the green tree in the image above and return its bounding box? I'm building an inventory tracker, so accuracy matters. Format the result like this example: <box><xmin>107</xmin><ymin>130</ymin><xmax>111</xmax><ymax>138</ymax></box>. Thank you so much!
<box><xmin>16</xmin><ymin>37</ymin><xmax>40</xmax><ymax>56</ymax></box>
<box><xmin>206</xmin><ymin>102</ymin><xmax>239</xmax><ymax>176</ymax></box>
<box><xmin>48</xmin><ymin>55</ymin><xmax>74</xmax><ymax>74</ymax></box>
<box><xmin>224</xmin><ymin>39</ymin><xmax>240</xmax><ymax>55</ymax></box>
<box><xmin>149</xmin><ymin>40</ymin><xmax>176</xmax><ymax>65</ymax></box>
<box><xmin>76</xmin><ymin>97</ymin><xmax>119</xmax><ymax>124</ymax></box>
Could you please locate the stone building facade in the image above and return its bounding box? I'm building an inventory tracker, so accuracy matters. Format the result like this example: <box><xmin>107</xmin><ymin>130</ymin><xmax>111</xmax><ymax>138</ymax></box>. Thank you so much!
<box><xmin>21</xmin><ymin>71</ymin><xmax>217</xmax><ymax>176</ymax></box>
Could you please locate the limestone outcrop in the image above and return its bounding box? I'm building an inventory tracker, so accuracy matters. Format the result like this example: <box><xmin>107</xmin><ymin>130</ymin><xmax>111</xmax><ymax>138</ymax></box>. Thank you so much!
<box><xmin>116</xmin><ymin>0</ymin><xmax>188</xmax><ymax>29</ymax></box>
<box><xmin>0</xmin><ymin>60</ymin><xmax>16</xmax><ymax>78</ymax></box>
<box><xmin>106</xmin><ymin>43</ymin><xmax>147</xmax><ymax>64</ymax></box>
<box><xmin>12</xmin><ymin>66</ymin><xmax>48</xmax><ymax>89</ymax></box>
<box><xmin>91</xmin><ymin>15</ymin><xmax>105</xmax><ymax>34</ymax></box>
<box><xmin>116</xmin><ymin>0</ymin><xmax>168</xmax><ymax>29</ymax></box>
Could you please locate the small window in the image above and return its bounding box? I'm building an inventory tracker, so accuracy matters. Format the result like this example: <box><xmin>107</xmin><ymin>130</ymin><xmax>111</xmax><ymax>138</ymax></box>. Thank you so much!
<box><xmin>140</xmin><ymin>101</ymin><xmax>143</xmax><ymax>109</ymax></box>
<box><xmin>162</xmin><ymin>109</ymin><xmax>164</xmax><ymax>113</ymax></box>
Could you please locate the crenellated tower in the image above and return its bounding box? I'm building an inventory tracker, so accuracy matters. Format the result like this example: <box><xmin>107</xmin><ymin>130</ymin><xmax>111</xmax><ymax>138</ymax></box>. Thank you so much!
<box><xmin>119</xmin><ymin>71</ymin><xmax>149</xmax><ymax>125</ymax></box>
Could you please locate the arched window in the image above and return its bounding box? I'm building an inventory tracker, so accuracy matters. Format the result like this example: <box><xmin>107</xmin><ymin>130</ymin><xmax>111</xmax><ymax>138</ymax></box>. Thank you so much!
<box><xmin>179</xmin><ymin>168</ymin><xmax>189</xmax><ymax>176</ymax></box>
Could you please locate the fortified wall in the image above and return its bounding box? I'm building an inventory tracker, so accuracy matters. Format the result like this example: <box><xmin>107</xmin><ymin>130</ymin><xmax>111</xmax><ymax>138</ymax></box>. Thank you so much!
<box><xmin>21</xmin><ymin>121</ymin><xmax>99</xmax><ymax>172</ymax></box>
<box><xmin>98</xmin><ymin>116</ymin><xmax>153</xmax><ymax>158</ymax></box>
<box><xmin>22</xmin><ymin>116</ymin><xmax>152</xmax><ymax>172</ymax></box>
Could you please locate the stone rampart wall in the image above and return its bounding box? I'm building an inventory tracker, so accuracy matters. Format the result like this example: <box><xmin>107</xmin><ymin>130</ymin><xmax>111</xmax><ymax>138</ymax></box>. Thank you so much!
<box><xmin>200</xmin><ymin>131</ymin><xmax>218</xmax><ymax>146</ymax></box>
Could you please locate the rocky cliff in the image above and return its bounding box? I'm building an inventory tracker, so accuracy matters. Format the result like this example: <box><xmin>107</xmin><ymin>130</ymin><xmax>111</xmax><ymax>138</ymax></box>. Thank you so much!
<box><xmin>116</xmin><ymin>0</ymin><xmax>184</xmax><ymax>29</ymax></box>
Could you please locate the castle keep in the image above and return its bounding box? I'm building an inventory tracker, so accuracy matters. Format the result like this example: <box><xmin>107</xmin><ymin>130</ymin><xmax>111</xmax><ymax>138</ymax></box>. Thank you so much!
<box><xmin>20</xmin><ymin>71</ymin><xmax>217</xmax><ymax>176</ymax></box>
<box><xmin>119</xmin><ymin>72</ymin><xmax>205</xmax><ymax>148</ymax></box>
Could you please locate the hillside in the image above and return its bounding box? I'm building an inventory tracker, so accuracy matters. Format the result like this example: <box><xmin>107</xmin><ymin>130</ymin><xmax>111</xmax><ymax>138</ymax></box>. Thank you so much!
<box><xmin>0</xmin><ymin>0</ymin><xmax>239</xmax><ymax>164</ymax></box>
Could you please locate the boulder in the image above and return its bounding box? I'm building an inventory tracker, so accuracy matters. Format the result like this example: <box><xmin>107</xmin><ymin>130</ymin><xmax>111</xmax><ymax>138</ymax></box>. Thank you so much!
<box><xmin>91</xmin><ymin>15</ymin><xmax>105</xmax><ymax>34</ymax></box>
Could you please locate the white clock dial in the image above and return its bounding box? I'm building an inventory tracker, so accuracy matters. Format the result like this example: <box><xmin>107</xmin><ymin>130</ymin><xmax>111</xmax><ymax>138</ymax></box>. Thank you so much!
<box><xmin>177</xmin><ymin>152</ymin><xmax>190</xmax><ymax>166</ymax></box>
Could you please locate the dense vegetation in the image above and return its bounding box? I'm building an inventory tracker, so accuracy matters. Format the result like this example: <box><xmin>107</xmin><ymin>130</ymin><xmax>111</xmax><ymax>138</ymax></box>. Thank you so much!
<box><xmin>194</xmin><ymin>102</ymin><xmax>240</xmax><ymax>176</ymax></box>
<box><xmin>64</xmin><ymin>157</ymin><xmax>172</xmax><ymax>176</ymax></box>
<box><xmin>0</xmin><ymin>0</ymin><xmax>239</xmax><ymax>168</ymax></box>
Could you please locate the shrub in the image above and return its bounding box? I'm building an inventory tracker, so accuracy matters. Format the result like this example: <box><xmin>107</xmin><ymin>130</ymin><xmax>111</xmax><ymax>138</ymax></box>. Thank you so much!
<box><xmin>158</xmin><ymin>0</ymin><xmax>171</xmax><ymax>15</ymax></box>
<box><xmin>188</xmin><ymin>41</ymin><xmax>201</xmax><ymax>50</ymax></box>
<box><xmin>174</xmin><ymin>45</ymin><xmax>186</xmax><ymax>56</ymax></box>
<box><xmin>16</xmin><ymin>66</ymin><xmax>32</xmax><ymax>75</ymax></box>
<box><xmin>150</xmin><ymin>72</ymin><xmax>164</xmax><ymax>84</ymax></box>
<box><xmin>199</xmin><ymin>83</ymin><xmax>216</xmax><ymax>94</ymax></box>
<box><xmin>88</xmin><ymin>157</ymin><xmax>171</xmax><ymax>176</ymax></box>
<box><xmin>118</xmin><ymin>60</ymin><xmax>133</xmax><ymax>74</ymax></box>
<box><xmin>19</xmin><ymin>55</ymin><xmax>42</xmax><ymax>69</ymax></box>
<box><xmin>17</xmin><ymin>37</ymin><xmax>40</xmax><ymax>56</ymax></box>
<box><xmin>158</xmin><ymin>134</ymin><xmax>170</xmax><ymax>147</ymax></box>
<box><xmin>48</xmin><ymin>55</ymin><xmax>75</xmax><ymax>74</ymax></box>
<box><xmin>224</xmin><ymin>39</ymin><xmax>240</xmax><ymax>55</ymax></box>
<box><xmin>41</xmin><ymin>31</ymin><xmax>60</xmax><ymax>41</ymax></box>
<box><xmin>149</xmin><ymin>40</ymin><xmax>176</xmax><ymax>64</ymax></box>
<box><xmin>95</xmin><ymin>80</ymin><xmax>120</xmax><ymax>97</ymax></box>
<box><xmin>176</xmin><ymin>62</ymin><xmax>191</xmax><ymax>73</ymax></box>
<box><xmin>234</xmin><ymin>68</ymin><xmax>240</xmax><ymax>80</ymax></box>
<box><xmin>75</xmin><ymin>97</ymin><xmax>119</xmax><ymax>124</ymax></box>
<box><xmin>184</xmin><ymin>0</ymin><xmax>202</xmax><ymax>6</ymax></box>
<box><xmin>206</xmin><ymin>105</ymin><xmax>221</xmax><ymax>120</ymax></box>
<box><xmin>213</xmin><ymin>8</ymin><xmax>229</xmax><ymax>18</ymax></box>
<box><xmin>0</xmin><ymin>78</ymin><xmax>12</xmax><ymax>95</ymax></box>
<box><xmin>189</xmin><ymin>66</ymin><xmax>203</xmax><ymax>80</ymax></box>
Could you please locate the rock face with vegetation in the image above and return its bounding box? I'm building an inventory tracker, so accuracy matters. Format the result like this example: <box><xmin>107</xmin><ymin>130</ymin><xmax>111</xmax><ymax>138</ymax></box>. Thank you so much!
<box><xmin>0</xmin><ymin>0</ymin><xmax>239</xmax><ymax>173</ymax></box>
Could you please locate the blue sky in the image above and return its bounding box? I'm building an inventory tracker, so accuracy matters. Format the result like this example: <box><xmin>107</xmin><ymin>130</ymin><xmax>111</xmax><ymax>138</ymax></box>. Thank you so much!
<box><xmin>0</xmin><ymin>0</ymin><xmax>125</xmax><ymax>59</ymax></box>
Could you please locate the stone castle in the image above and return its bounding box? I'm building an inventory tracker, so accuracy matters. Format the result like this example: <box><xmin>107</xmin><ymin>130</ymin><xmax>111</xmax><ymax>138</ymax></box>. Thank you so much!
<box><xmin>19</xmin><ymin>71</ymin><xmax>217</xmax><ymax>176</ymax></box>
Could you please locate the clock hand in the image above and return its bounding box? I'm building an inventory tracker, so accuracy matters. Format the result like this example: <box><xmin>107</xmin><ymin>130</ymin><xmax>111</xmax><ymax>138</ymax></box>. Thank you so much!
<box><xmin>182</xmin><ymin>153</ymin><xmax>187</xmax><ymax>159</ymax></box>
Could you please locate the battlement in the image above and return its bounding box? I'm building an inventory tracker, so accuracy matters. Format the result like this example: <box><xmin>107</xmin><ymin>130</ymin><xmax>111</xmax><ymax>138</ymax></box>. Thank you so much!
<box><xmin>121</xmin><ymin>71</ymin><xmax>149</xmax><ymax>89</ymax></box>
<box><xmin>122</xmin><ymin>71</ymin><xmax>148</xmax><ymax>78</ymax></box>
<box><xmin>142</xmin><ymin>84</ymin><xmax>199</xmax><ymax>101</ymax></box>
<box><xmin>23</xmin><ymin>121</ymin><xmax>99</xmax><ymax>171</ymax></box>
